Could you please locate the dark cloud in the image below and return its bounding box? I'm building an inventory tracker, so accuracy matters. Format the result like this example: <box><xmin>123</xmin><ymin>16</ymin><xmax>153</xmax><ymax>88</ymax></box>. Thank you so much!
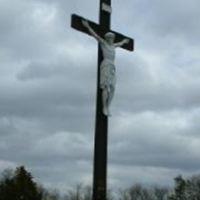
<box><xmin>0</xmin><ymin>0</ymin><xmax>200</xmax><ymax>193</ymax></box>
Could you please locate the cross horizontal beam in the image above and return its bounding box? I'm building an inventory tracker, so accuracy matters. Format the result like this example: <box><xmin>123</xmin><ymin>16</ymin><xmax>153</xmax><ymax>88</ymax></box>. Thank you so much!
<box><xmin>71</xmin><ymin>14</ymin><xmax>134</xmax><ymax>51</ymax></box>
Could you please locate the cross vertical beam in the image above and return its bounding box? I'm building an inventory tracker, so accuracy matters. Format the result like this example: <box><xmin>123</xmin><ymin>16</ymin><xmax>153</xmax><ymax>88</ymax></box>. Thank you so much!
<box><xmin>93</xmin><ymin>0</ymin><xmax>111</xmax><ymax>200</ymax></box>
<box><xmin>71</xmin><ymin>1</ymin><xmax>134</xmax><ymax>200</ymax></box>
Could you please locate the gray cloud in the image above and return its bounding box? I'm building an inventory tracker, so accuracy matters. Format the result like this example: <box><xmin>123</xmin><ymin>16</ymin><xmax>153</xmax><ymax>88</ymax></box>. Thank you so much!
<box><xmin>0</xmin><ymin>0</ymin><xmax>200</xmax><ymax>193</ymax></box>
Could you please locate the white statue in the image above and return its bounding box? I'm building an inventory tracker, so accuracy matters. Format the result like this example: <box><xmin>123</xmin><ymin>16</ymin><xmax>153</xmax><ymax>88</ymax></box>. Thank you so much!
<box><xmin>82</xmin><ymin>20</ymin><xmax>129</xmax><ymax>116</ymax></box>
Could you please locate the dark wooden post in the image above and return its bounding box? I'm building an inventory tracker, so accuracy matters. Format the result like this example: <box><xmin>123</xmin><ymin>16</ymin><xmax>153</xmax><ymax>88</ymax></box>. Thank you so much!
<box><xmin>93</xmin><ymin>1</ymin><xmax>111</xmax><ymax>200</ymax></box>
<box><xmin>70</xmin><ymin>1</ymin><xmax>133</xmax><ymax>200</ymax></box>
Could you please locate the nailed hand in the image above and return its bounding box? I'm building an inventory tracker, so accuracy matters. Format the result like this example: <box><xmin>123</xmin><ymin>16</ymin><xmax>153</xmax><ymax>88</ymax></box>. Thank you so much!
<box><xmin>82</xmin><ymin>19</ymin><xmax>90</xmax><ymax>28</ymax></box>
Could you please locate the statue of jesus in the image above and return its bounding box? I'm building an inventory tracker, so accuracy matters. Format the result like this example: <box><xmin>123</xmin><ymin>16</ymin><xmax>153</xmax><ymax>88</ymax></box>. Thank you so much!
<box><xmin>82</xmin><ymin>20</ymin><xmax>129</xmax><ymax>116</ymax></box>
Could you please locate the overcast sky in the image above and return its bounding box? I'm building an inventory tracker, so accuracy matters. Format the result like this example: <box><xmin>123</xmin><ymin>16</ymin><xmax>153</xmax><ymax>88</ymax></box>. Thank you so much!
<box><xmin>1</xmin><ymin>0</ymin><xmax>200</xmax><ymax>193</ymax></box>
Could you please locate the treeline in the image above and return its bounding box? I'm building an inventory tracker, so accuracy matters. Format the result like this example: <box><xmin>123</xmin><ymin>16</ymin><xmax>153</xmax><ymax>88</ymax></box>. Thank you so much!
<box><xmin>0</xmin><ymin>166</ymin><xmax>200</xmax><ymax>200</ymax></box>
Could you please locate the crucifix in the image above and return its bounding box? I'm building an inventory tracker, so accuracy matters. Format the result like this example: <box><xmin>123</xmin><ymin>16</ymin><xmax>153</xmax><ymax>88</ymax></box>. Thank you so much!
<box><xmin>71</xmin><ymin>1</ymin><xmax>134</xmax><ymax>200</ymax></box>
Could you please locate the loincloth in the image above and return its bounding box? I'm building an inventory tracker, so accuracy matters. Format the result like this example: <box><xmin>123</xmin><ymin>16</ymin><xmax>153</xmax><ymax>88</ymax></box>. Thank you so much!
<box><xmin>100</xmin><ymin>60</ymin><xmax>116</xmax><ymax>89</ymax></box>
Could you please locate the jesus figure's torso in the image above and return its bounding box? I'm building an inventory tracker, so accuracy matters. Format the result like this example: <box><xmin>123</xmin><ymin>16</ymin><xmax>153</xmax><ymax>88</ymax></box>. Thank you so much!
<box><xmin>101</xmin><ymin>43</ymin><xmax>115</xmax><ymax>63</ymax></box>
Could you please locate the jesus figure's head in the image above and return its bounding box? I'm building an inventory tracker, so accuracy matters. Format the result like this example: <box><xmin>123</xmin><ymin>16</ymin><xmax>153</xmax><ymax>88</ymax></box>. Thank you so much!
<box><xmin>104</xmin><ymin>32</ymin><xmax>115</xmax><ymax>44</ymax></box>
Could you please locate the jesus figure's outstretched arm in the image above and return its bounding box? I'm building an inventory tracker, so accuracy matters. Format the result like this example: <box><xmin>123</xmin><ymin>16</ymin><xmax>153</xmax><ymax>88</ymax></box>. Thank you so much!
<box><xmin>82</xmin><ymin>20</ymin><xmax>106</xmax><ymax>44</ymax></box>
<box><xmin>114</xmin><ymin>38</ymin><xmax>130</xmax><ymax>47</ymax></box>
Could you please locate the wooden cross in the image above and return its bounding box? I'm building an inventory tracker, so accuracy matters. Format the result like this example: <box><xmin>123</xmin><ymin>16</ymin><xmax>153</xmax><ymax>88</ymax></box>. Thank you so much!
<box><xmin>71</xmin><ymin>1</ymin><xmax>134</xmax><ymax>200</ymax></box>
